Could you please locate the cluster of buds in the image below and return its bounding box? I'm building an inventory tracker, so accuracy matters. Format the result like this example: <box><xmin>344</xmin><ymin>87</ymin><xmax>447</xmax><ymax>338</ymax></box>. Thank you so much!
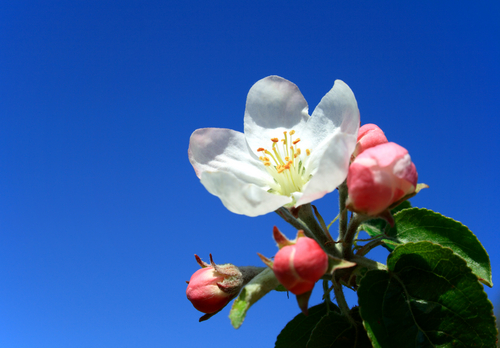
<box><xmin>186</xmin><ymin>123</ymin><xmax>424</xmax><ymax>322</ymax></box>
<box><xmin>186</xmin><ymin>254</ymin><xmax>263</xmax><ymax>321</ymax></box>
<box><xmin>347</xmin><ymin>124</ymin><xmax>419</xmax><ymax>217</ymax></box>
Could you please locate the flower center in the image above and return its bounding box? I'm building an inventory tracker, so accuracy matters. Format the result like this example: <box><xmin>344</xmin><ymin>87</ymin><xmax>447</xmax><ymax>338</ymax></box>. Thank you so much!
<box><xmin>257</xmin><ymin>130</ymin><xmax>311</xmax><ymax>196</ymax></box>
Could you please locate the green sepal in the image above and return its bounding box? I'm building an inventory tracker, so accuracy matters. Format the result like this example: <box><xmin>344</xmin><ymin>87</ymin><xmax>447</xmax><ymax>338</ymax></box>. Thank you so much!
<box><xmin>328</xmin><ymin>256</ymin><xmax>357</xmax><ymax>274</ymax></box>
<box><xmin>296</xmin><ymin>290</ymin><xmax>313</xmax><ymax>316</ymax></box>
<box><xmin>274</xmin><ymin>284</ymin><xmax>288</xmax><ymax>292</ymax></box>
<box><xmin>359</xmin><ymin>200</ymin><xmax>411</xmax><ymax>242</ymax></box>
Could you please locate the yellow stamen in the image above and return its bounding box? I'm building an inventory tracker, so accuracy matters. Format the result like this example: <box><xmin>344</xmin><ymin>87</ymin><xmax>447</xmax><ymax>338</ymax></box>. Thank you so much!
<box><xmin>256</xmin><ymin>130</ymin><xmax>311</xmax><ymax>197</ymax></box>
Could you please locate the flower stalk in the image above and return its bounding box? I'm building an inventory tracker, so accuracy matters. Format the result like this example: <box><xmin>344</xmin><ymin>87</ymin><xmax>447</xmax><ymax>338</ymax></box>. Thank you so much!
<box><xmin>297</xmin><ymin>204</ymin><xmax>340</xmax><ymax>258</ymax></box>
<box><xmin>331</xmin><ymin>275</ymin><xmax>356</xmax><ymax>326</ymax></box>
<box><xmin>342</xmin><ymin>213</ymin><xmax>370</xmax><ymax>259</ymax></box>
<box><xmin>275</xmin><ymin>207</ymin><xmax>315</xmax><ymax>239</ymax></box>
<box><xmin>355</xmin><ymin>237</ymin><xmax>387</xmax><ymax>256</ymax></box>
<box><xmin>338</xmin><ymin>181</ymin><xmax>349</xmax><ymax>241</ymax></box>
<box><xmin>350</xmin><ymin>254</ymin><xmax>387</xmax><ymax>271</ymax></box>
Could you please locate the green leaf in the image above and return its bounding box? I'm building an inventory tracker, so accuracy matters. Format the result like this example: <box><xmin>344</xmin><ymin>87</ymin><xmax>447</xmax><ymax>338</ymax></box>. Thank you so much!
<box><xmin>229</xmin><ymin>268</ymin><xmax>280</xmax><ymax>329</ymax></box>
<box><xmin>385</xmin><ymin>208</ymin><xmax>492</xmax><ymax>287</ymax></box>
<box><xmin>275</xmin><ymin>302</ymin><xmax>330</xmax><ymax>348</ymax></box>
<box><xmin>276</xmin><ymin>303</ymin><xmax>372</xmax><ymax>348</ymax></box>
<box><xmin>307</xmin><ymin>307</ymin><xmax>372</xmax><ymax>348</ymax></box>
<box><xmin>358</xmin><ymin>242</ymin><xmax>497</xmax><ymax>348</ymax></box>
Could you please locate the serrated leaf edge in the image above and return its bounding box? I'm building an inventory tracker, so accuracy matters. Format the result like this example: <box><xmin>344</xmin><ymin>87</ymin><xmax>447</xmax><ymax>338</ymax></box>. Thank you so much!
<box><xmin>390</xmin><ymin>208</ymin><xmax>493</xmax><ymax>287</ymax></box>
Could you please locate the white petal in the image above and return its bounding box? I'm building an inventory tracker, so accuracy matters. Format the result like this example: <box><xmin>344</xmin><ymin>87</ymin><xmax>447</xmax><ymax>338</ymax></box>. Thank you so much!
<box><xmin>244</xmin><ymin>76</ymin><xmax>310</xmax><ymax>154</ymax></box>
<box><xmin>296</xmin><ymin>131</ymin><xmax>357</xmax><ymax>206</ymax></box>
<box><xmin>188</xmin><ymin>128</ymin><xmax>272</xmax><ymax>188</ymax></box>
<box><xmin>200</xmin><ymin>171</ymin><xmax>292</xmax><ymax>217</ymax></box>
<box><xmin>301</xmin><ymin>80</ymin><xmax>360</xmax><ymax>151</ymax></box>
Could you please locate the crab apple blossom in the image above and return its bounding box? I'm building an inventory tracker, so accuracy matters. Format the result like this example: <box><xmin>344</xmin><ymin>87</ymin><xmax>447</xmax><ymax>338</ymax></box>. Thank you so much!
<box><xmin>352</xmin><ymin>123</ymin><xmax>388</xmax><ymax>159</ymax></box>
<box><xmin>272</xmin><ymin>236</ymin><xmax>329</xmax><ymax>295</ymax></box>
<box><xmin>188</xmin><ymin>75</ymin><xmax>360</xmax><ymax>217</ymax></box>
<box><xmin>346</xmin><ymin>142</ymin><xmax>418</xmax><ymax>216</ymax></box>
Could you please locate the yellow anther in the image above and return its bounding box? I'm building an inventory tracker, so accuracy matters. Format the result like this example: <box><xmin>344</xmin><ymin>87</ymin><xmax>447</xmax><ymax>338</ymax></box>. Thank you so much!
<box><xmin>256</xmin><ymin>130</ymin><xmax>310</xmax><ymax>197</ymax></box>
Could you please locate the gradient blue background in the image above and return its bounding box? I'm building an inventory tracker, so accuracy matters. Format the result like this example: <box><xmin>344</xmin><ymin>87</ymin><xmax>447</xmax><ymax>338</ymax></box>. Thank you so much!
<box><xmin>1</xmin><ymin>1</ymin><xmax>499</xmax><ymax>347</ymax></box>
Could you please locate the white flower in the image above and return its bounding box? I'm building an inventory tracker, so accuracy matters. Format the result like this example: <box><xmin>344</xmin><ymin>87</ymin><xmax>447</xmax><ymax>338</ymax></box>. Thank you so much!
<box><xmin>188</xmin><ymin>76</ymin><xmax>360</xmax><ymax>217</ymax></box>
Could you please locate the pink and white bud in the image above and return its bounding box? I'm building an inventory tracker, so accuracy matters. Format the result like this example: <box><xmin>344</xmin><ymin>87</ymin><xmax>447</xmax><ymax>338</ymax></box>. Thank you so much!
<box><xmin>272</xmin><ymin>236</ymin><xmax>328</xmax><ymax>295</ymax></box>
<box><xmin>186</xmin><ymin>254</ymin><xmax>264</xmax><ymax>320</ymax></box>
<box><xmin>352</xmin><ymin>124</ymin><xmax>388</xmax><ymax>159</ymax></box>
<box><xmin>347</xmin><ymin>142</ymin><xmax>418</xmax><ymax>216</ymax></box>
<box><xmin>186</xmin><ymin>266</ymin><xmax>235</xmax><ymax>314</ymax></box>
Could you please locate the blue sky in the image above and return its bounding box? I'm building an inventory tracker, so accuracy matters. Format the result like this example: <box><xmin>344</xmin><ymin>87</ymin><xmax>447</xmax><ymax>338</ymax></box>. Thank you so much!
<box><xmin>1</xmin><ymin>1</ymin><xmax>499</xmax><ymax>347</ymax></box>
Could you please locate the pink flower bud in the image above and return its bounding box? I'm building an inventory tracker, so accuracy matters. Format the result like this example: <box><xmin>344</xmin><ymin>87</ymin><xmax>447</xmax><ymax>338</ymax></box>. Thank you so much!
<box><xmin>272</xmin><ymin>237</ymin><xmax>328</xmax><ymax>295</ymax></box>
<box><xmin>352</xmin><ymin>124</ymin><xmax>388</xmax><ymax>158</ymax></box>
<box><xmin>347</xmin><ymin>142</ymin><xmax>418</xmax><ymax>216</ymax></box>
<box><xmin>186</xmin><ymin>254</ymin><xmax>264</xmax><ymax>320</ymax></box>
<box><xmin>186</xmin><ymin>267</ymin><xmax>234</xmax><ymax>314</ymax></box>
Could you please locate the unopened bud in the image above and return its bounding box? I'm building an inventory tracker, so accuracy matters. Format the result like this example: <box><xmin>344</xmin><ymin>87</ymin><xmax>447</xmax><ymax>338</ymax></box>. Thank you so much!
<box><xmin>186</xmin><ymin>268</ymin><xmax>235</xmax><ymax>314</ymax></box>
<box><xmin>347</xmin><ymin>142</ymin><xmax>417</xmax><ymax>216</ymax></box>
<box><xmin>272</xmin><ymin>236</ymin><xmax>328</xmax><ymax>295</ymax></box>
<box><xmin>186</xmin><ymin>254</ymin><xmax>264</xmax><ymax>320</ymax></box>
